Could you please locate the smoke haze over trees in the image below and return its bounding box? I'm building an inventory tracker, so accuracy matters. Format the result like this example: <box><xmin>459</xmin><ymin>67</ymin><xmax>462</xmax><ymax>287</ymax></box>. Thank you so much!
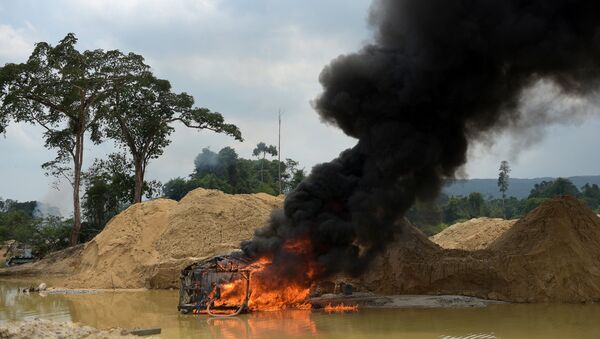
<box><xmin>0</xmin><ymin>198</ymin><xmax>71</xmax><ymax>258</ymax></box>
<box><xmin>163</xmin><ymin>146</ymin><xmax>306</xmax><ymax>200</ymax></box>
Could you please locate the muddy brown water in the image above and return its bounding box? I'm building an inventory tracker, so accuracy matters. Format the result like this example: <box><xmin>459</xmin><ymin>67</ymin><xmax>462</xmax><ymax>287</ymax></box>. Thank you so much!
<box><xmin>2</xmin><ymin>279</ymin><xmax>600</xmax><ymax>338</ymax></box>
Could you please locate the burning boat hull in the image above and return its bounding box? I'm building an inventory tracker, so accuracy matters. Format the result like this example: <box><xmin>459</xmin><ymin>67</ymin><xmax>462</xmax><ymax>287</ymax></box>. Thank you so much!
<box><xmin>178</xmin><ymin>252</ymin><xmax>252</xmax><ymax>315</ymax></box>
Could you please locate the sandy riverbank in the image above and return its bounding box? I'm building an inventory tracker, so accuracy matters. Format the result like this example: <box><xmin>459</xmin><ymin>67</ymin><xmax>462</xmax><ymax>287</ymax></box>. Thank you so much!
<box><xmin>3</xmin><ymin>191</ymin><xmax>600</xmax><ymax>303</ymax></box>
<box><xmin>0</xmin><ymin>319</ymin><xmax>139</xmax><ymax>339</ymax></box>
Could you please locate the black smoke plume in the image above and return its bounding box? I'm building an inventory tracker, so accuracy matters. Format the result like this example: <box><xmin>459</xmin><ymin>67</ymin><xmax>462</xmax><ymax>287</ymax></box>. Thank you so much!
<box><xmin>242</xmin><ymin>0</ymin><xmax>600</xmax><ymax>281</ymax></box>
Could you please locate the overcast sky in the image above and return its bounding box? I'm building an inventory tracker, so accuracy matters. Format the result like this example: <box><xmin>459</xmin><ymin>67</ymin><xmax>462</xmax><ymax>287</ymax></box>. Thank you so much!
<box><xmin>1</xmin><ymin>0</ymin><xmax>600</xmax><ymax>213</ymax></box>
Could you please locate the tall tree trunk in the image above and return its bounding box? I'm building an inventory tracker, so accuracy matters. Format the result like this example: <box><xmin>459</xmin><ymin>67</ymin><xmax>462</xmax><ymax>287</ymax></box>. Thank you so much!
<box><xmin>260</xmin><ymin>153</ymin><xmax>265</xmax><ymax>183</ymax></box>
<box><xmin>70</xmin><ymin>129</ymin><xmax>84</xmax><ymax>246</ymax></box>
<box><xmin>502</xmin><ymin>192</ymin><xmax>506</xmax><ymax>219</ymax></box>
<box><xmin>133</xmin><ymin>157</ymin><xmax>144</xmax><ymax>204</ymax></box>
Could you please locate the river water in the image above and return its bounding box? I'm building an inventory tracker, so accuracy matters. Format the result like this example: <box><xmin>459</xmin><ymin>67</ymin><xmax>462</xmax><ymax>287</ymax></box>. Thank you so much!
<box><xmin>2</xmin><ymin>279</ymin><xmax>600</xmax><ymax>338</ymax></box>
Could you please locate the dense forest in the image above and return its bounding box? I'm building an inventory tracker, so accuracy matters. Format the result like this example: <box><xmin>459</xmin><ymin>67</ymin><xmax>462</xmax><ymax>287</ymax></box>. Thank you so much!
<box><xmin>0</xmin><ymin>144</ymin><xmax>306</xmax><ymax>259</ymax></box>
<box><xmin>3</xmin><ymin>175</ymin><xmax>599</xmax><ymax>259</ymax></box>
<box><xmin>410</xmin><ymin>178</ymin><xmax>600</xmax><ymax>235</ymax></box>
<box><xmin>163</xmin><ymin>146</ymin><xmax>305</xmax><ymax>201</ymax></box>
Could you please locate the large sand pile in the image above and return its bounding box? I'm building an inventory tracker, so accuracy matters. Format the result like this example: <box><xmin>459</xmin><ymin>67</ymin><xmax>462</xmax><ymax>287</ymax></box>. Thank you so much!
<box><xmin>66</xmin><ymin>188</ymin><xmax>282</xmax><ymax>289</ymax></box>
<box><xmin>0</xmin><ymin>188</ymin><xmax>283</xmax><ymax>289</ymax></box>
<box><xmin>5</xmin><ymin>189</ymin><xmax>600</xmax><ymax>303</ymax></box>
<box><xmin>486</xmin><ymin>197</ymin><xmax>600</xmax><ymax>301</ymax></box>
<box><xmin>360</xmin><ymin>196</ymin><xmax>600</xmax><ymax>302</ymax></box>
<box><xmin>155</xmin><ymin>189</ymin><xmax>282</xmax><ymax>259</ymax></box>
<box><xmin>431</xmin><ymin>217</ymin><xmax>517</xmax><ymax>250</ymax></box>
<box><xmin>68</xmin><ymin>198</ymin><xmax>178</xmax><ymax>289</ymax></box>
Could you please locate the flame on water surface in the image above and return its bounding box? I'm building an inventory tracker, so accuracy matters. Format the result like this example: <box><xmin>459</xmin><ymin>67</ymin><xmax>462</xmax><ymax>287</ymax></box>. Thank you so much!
<box><xmin>323</xmin><ymin>303</ymin><xmax>359</xmax><ymax>313</ymax></box>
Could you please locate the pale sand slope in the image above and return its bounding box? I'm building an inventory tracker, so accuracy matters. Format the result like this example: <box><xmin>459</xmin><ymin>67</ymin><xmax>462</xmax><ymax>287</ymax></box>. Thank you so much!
<box><xmin>0</xmin><ymin>188</ymin><xmax>283</xmax><ymax>290</ymax></box>
<box><xmin>360</xmin><ymin>197</ymin><xmax>600</xmax><ymax>302</ymax></box>
<box><xmin>430</xmin><ymin>217</ymin><xmax>517</xmax><ymax>250</ymax></box>
<box><xmin>68</xmin><ymin>188</ymin><xmax>283</xmax><ymax>289</ymax></box>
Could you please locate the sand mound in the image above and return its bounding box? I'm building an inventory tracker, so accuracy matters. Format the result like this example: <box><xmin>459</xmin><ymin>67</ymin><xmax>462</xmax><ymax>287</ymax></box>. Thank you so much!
<box><xmin>431</xmin><ymin>218</ymin><xmax>516</xmax><ymax>250</ymax></box>
<box><xmin>361</xmin><ymin>196</ymin><xmax>600</xmax><ymax>302</ymax></box>
<box><xmin>69</xmin><ymin>198</ymin><xmax>178</xmax><ymax>289</ymax></box>
<box><xmin>13</xmin><ymin>188</ymin><xmax>283</xmax><ymax>289</ymax></box>
<box><xmin>485</xmin><ymin>197</ymin><xmax>600</xmax><ymax>301</ymax></box>
<box><xmin>156</xmin><ymin>189</ymin><xmax>282</xmax><ymax>260</ymax></box>
<box><xmin>5</xmin><ymin>190</ymin><xmax>600</xmax><ymax>303</ymax></box>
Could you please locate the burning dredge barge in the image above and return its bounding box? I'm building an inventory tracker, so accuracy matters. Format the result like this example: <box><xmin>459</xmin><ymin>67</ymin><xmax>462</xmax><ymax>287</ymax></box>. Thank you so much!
<box><xmin>178</xmin><ymin>252</ymin><xmax>253</xmax><ymax>316</ymax></box>
<box><xmin>178</xmin><ymin>251</ymin><xmax>359</xmax><ymax>316</ymax></box>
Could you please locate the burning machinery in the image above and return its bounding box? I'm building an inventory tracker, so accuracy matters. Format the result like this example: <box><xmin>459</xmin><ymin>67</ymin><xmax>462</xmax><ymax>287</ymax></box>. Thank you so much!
<box><xmin>178</xmin><ymin>252</ymin><xmax>252</xmax><ymax>316</ymax></box>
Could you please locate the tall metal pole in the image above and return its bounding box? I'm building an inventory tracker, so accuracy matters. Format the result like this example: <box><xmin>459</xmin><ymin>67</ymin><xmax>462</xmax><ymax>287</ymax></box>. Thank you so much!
<box><xmin>278</xmin><ymin>109</ymin><xmax>282</xmax><ymax>195</ymax></box>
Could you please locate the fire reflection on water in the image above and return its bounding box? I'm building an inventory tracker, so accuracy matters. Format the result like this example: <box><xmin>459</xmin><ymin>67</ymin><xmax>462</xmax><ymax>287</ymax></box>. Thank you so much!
<box><xmin>206</xmin><ymin>311</ymin><xmax>318</xmax><ymax>338</ymax></box>
<box><xmin>4</xmin><ymin>280</ymin><xmax>600</xmax><ymax>338</ymax></box>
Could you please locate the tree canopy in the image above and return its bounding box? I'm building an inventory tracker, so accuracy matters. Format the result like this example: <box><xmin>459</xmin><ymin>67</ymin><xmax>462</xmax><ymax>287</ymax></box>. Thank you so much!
<box><xmin>0</xmin><ymin>33</ymin><xmax>123</xmax><ymax>245</ymax></box>
<box><xmin>529</xmin><ymin>177</ymin><xmax>580</xmax><ymax>199</ymax></box>
<box><xmin>81</xmin><ymin>153</ymin><xmax>160</xmax><ymax>241</ymax></box>
<box><xmin>163</xmin><ymin>146</ymin><xmax>305</xmax><ymax>200</ymax></box>
<box><xmin>102</xmin><ymin>66</ymin><xmax>242</xmax><ymax>203</ymax></box>
<box><xmin>0</xmin><ymin>33</ymin><xmax>240</xmax><ymax>243</ymax></box>
<box><xmin>409</xmin><ymin>177</ymin><xmax>600</xmax><ymax>235</ymax></box>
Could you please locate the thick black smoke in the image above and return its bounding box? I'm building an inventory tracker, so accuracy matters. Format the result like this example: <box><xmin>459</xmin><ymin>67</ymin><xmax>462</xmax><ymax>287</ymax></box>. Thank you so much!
<box><xmin>242</xmin><ymin>0</ymin><xmax>600</xmax><ymax>280</ymax></box>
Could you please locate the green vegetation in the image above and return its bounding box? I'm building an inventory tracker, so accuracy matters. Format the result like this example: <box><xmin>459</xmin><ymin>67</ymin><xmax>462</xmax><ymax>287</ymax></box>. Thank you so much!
<box><xmin>0</xmin><ymin>199</ymin><xmax>71</xmax><ymax>257</ymax></box>
<box><xmin>410</xmin><ymin>177</ymin><xmax>600</xmax><ymax>236</ymax></box>
<box><xmin>163</xmin><ymin>146</ymin><xmax>306</xmax><ymax>200</ymax></box>
<box><xmin>81</xmin><ymin>153</ymin><xmax>161</xmax><ymax>242</ymax></box>
<box><xmin>497</xmin><ymin>160</ymin><xmax>511</xmax><ymax>216</ymax></box>
<box><xmin>0</xmin><ymin>33</ymin><xmax>240</xmax><ymax>244</ymax></box>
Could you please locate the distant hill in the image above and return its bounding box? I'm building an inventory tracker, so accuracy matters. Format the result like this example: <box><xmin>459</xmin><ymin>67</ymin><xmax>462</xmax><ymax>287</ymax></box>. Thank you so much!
<box><xmin>443</xmin><ymin>175</ymin><xmax>600</xmax><ymax>199</ymax></box>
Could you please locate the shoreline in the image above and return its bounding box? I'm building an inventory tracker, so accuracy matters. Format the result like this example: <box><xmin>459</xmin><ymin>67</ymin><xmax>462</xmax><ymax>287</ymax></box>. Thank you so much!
<box><xmin>2</xmin><ymin>277</ymin><xmax>501</xmax><ymax>309</ymax></box>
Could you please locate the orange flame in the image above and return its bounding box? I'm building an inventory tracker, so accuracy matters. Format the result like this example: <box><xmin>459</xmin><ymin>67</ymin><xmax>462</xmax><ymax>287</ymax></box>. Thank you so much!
<box><xmin>323</xmin><ymin>303</ymin><xmax>359</xmax><ymax>313</ymax></box>
<box><xmin>212</xmin><ymin>238</ymin><xmax>318</xmax><ymax>312</ymax></box>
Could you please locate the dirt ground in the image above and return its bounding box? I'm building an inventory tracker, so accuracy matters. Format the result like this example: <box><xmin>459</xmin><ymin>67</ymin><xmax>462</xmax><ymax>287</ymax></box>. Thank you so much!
<box><xmin>3</xmin><ymin>189</ymin><xmax>600</xmax><ymax>303</ymax></box>
<box><xmin>430</xmin><ymin>217</ymin><xmax>517</xmax><ymax>250</ymax></box>
<box><xmin>0</xmin><ymin>319</ymin><xmax>137</xmax><ymax>338</ymax></box>
<box><xmin>358</xmin><ymin>196</ymin><xmax>600</xmax><ymax>302</ymax></box>
<box><xmin>69</xmin><ymin>189</ymin><xmax>283</xmax><ymax>289</ymax></box>
<box><xmin>0</xmin><ymin>188</ymin><xmax>283</xmax><ymax>290</ymax></box>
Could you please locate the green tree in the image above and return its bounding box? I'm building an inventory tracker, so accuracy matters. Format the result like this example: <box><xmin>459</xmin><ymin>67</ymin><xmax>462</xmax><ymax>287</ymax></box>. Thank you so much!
<box><xmin>0</xmin><ymin>34</ymin><xmax>129</xmax><ymax>245</ymax></box>
<box><xmin>0</xmin><ymin>209</ymin><xmax>35</xmax><ymax>243</ymax></box>
<box><xmin>193</xmin><ymin>148</ymin><xmax>219</xmax><ymax>177</ymax></box>
<box><xmin>443</xmin><ymin>196</ymin><xmax>469</xmax><ymax>224</ymax></box>
<box><xmin>529</xmin><ymin>178</ymin><xmax>580</xmax><ymax>199</ymax></box>
<box><xmin>163</xmin><ymin>177</ymin><xmax>199</xmax><ymax>201</ymax></box>
<box><xmin>82</xmin><ymin>153</ymin><xmax>160</xmax><ymax>239</ymax></box>
<box><xmin>30</xmin><ymin>217</ymin><xmax>72</xmax><ymax>256</ymax></box>
<box><xmin>497</xmin><ymin>160</ymin><xmax>511</xmax><ymax>217</ymax></box>
<box><xmin>467</xmin><ymin>192</ymin><xmax>485</xmax><ymax>217</ymax></box>
<box><xmin>0</xmin><ymin>106</ymin><xmax>7</xmax><ymax>135</ymax></box>
<box><xmin>216</xmin><ymin>147</ymin><xmax>241</xmax><ymax>188</ymax></box>
<box><xmin>581</xmin><ymin>183</ymin><xmax>600</xmax><ymax>211</ymax></box>
<box><xmin>282</xmin><ymin>158</ymin><xmax>305</xmax><ymax>194</ymax></box>
<box><xmin>165</xmin><ymin>146</ymin><xmax>306</xmax><ymax>197</ymax></box>
<box><xmin>103</xmin><ymin>62</ymin><xmax>242</xmax><ymax>204</ymax></box>
<box><xmin>252</xmin><ymin>142</ymin><xmax>278</xmax><ymax>183</ymax></box>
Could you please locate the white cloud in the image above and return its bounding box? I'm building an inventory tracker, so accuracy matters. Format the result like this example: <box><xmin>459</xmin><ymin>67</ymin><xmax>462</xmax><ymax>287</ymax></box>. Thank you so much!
<box><xmin>63</xmin><ymin>0</ymin><xmax>223</xmax><ymax>27</ymax></box>
<box><xmin>5</xmin><ymin>122</ymin><xmax>41</xmax><ymax>150</ymax></box>
<box><xmin>0</xmin><ymin>24</ymin><xmax>36</xmax><ymax>63</ymax></box>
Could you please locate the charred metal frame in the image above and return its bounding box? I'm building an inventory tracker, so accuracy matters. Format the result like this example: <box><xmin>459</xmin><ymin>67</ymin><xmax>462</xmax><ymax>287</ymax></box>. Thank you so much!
<box><xmin>178</xmin><ymin>252</ymin><xmax>252</xmax><ymax>316</ymax></box>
